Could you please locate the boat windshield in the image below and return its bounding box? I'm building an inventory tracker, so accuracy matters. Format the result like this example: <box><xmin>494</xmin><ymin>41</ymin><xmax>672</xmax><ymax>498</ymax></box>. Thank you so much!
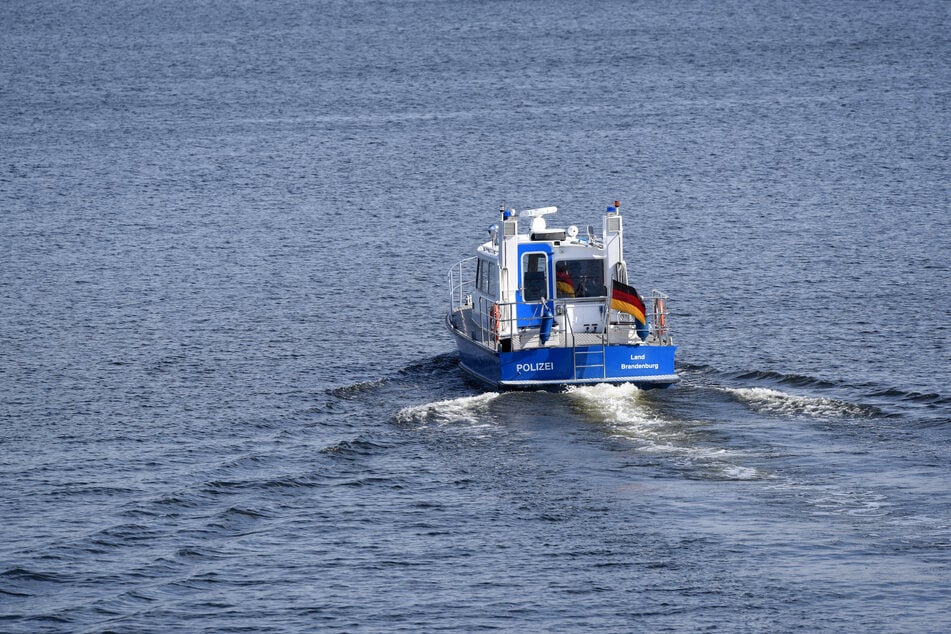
<box><xmin>556</xmin><ymin>259</ymin><xmax>605</xmax><ymax>298</ymax></box>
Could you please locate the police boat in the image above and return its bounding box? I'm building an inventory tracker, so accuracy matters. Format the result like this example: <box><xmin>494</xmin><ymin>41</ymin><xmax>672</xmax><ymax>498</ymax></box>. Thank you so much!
<box><xmin>447</xmin><ymin>202</ymin><xmax>679</xmax><ymax>389</ymax></box>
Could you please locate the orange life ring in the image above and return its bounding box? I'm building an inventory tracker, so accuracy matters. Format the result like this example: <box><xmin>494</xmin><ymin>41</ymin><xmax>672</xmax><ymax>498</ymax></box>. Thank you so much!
<box><xmin>490</xmin><ymin>303</ymin><xmax>501</xmax><ymax>342</ymax></box>
<box><xmin>655</xmin><ymin>298</ymin><xmax>667</xmax><ymax>335</ymax></box>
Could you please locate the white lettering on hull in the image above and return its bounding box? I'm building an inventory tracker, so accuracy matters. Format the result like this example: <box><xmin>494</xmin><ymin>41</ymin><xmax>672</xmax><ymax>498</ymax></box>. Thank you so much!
<box><xmin>624</xmin><ymin>352</ymin><xmax>658</xmax><ymax>371</ymax></box>
<box><xmin>622</xmin><ymin>363</ymin><xmax>659</xmax><ymax>370</ymax></box>
<box><xmin>516</xmin><ymin>362</ymin><xmax>555</xmax><ymax>373</ymax></box>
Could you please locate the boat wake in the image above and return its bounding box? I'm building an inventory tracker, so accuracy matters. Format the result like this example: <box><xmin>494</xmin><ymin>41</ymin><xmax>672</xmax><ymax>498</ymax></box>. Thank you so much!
<box><xmin>565</xmin><ymin>383</ymin><xmax>766</xmax><ymax>481</ymax></box>
<box><xmin>394</xmin><ymin>392</ymin><xmax>501</xmax><ymax>429</ymax></box>
<box><xmin>732</xmin><ymin>369</ymin><xmax>950</xmax><ymax>409</ymax></box>
<box><xmin>720</xmin><ymin>386</ymin><xmax>882</xmax><ymax>419</ymax></box>
<box><xmin>677</xmin><ymin>361</ymin><xmax>945</xmax><ymax>424</ymax></box>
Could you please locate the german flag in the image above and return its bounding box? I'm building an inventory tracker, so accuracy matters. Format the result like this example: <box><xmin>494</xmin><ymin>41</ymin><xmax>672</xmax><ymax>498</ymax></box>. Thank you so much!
<box><xmin>610</xmin><ymin>280</ymin><xmax>647</xmax><ymax>326</ymax></box>
<box><xmin>556</xmin><ymin>271</ymin><xmax>575</xmax><ymax>297</ymax></box>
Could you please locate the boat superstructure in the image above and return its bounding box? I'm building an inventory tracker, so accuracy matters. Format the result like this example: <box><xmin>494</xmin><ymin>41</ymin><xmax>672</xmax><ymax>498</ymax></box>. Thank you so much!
<box><xmin>447</xmin><ymin>202</ymin><xmax>679</xmax><ymax>389</ymax></box>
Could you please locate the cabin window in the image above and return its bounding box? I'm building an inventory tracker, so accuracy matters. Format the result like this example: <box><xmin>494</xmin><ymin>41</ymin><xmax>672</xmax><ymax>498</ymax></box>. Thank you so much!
<box><xmin>476</xmin><ymin>258</ymin><xmax>499</xmax><ymax>298</ymax></box>
<box><xmin>476</xmin><ymin>259</ymin><xmax>486</xmax><ymax>294</ymax></box>
<box><xmin>521</xmin><ymin>252</ymin><xmax>548</xmax><ymax>301</ymax></box>
<box><xmin>555</xmin><ymin>259</ymin><xmax>605</xmax><ymax>298</ymax></box>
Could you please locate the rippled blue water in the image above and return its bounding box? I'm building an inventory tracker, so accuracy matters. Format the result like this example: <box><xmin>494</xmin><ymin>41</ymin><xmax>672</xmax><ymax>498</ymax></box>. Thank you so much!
<box><xmin>2</xmin><ymin>0</ymin><xmax>949</xmax><ymax>631</ymax></box>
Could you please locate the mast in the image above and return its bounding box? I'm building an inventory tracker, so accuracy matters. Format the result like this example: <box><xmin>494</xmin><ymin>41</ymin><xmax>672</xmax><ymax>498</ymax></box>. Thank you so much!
<box><xmin>603</xmin><ymin>201</ymin><xmax>623</xmax><ymax>280</ymax></box>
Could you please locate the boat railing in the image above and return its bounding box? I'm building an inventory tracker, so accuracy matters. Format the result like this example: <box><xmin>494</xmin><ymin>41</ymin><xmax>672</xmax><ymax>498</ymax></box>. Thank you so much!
<box><xmin>450</xmin><ymin>259</ymin><xmax>673</xmax><ymax>349</ymax></box>
<box><xmin>648</xmin><ymin>290</ymin><xmax>673</xmax><ymax>346</ymax></box>
<box><xmin>448</xmin><ymin>256</ymin><xmax>478</xmax><ymax>313</ymax></box>
<box><xmin>462</xmin><ymin>293</ymin><xmax>672</xmax><ymax>351</ymax></box>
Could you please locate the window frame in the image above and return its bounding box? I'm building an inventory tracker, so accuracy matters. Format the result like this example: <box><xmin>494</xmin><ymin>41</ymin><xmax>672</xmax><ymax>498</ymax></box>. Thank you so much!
<box><xmin>555</xmin><ymin>258</ymin><xmax>606</xmax><ymax>299</ymax></box>
<box><xmin>520</xmin><ymin>252</ymin><xmax>549</xmax><ymax>301</ymax></box>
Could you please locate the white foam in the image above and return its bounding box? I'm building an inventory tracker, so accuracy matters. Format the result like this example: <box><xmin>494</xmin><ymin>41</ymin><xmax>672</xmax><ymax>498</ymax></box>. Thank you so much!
<box><xmin>764</xmin><ymin>478</ymin><xmax>894</xmax><ymax>519</ymax></box>
<box><xmin>566</xmin><ymin>383</ymin><xmax>657</xmax><ymax>427</ymax></box>
<box><xmin>812</xmin><ymin>489</ymin><xmax>890</xmax><ymax>517</ymax></box>
<box><xmin>724</xmin><ymin>387</ymin><xmax>869</xmax><ymax>418</ymax></box>
<box><xmin>395</xmin><ymin>392</ymin><xmax>501</xmax><ymax>428</ymax></box>
<box><xmin>566</xmin><ymin>383</ymin><xmax>768</xmax><ymax>481</ymax></box>
<box><xmin>716</xmin><ymin>463</ymin><xmax>765</xmax><ymax>481</ymax></box>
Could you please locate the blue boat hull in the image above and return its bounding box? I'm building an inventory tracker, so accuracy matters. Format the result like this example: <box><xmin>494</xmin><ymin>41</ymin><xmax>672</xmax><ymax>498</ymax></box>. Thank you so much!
<box><xmin>447</xmin><ymin>315</ymin><xmax>678</xmax><ymax>390</ymax></box>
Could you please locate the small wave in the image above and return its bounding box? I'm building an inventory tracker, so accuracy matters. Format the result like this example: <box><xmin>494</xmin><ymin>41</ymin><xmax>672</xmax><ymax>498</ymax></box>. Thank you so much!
<box><xmin>256</xmin><ymin>472</ymin><xmax>327</xmax><ymax>489</ymax></box>
<box><xmin>676</xmin><ymin>360</ymin><xmax>718</xmax><ymax>372</ymax></box>
<box><xmin>89</xmin><ymin>523</ymin><xmax>160</xmax><ymax>545</ymax></box>
<box><xmin>0</xmin><ymin>567</ymin><xmax>71</xmax><ymax>600</ymax></box>
<box><xmin>328</xmin><ymin>378</ymin><xmax>388</xmax><ymax>400</ymax></box>
<box><xmin>175</xmin><ymin>546</ymin><xmax>230</xmax><ymax>562</ymax></box>
<box><xmin>724</xmin><ymin>387</ymin><xmax>880</xmax><ymax>419</ymax></box>
<box><xmin>219</xmin><ymin>505</ymin><xmax>270</xmax><ymax>520</ymax></box>
<box><xmin>675</xmin><ymin>361</ymin><xmax>722</xmax><ymax>379</ymax></box>
<box><xmin>0</xmin><ymin>587</ymin><xmax>31</xmax><ymax>597</ymax></box>
<box><xmin>865</xmin><ymin>387</ymin><xmax>950</xmax><ymax>407</ymax></box>
<box><xmin>319</xmin><ymin>437</ymin><xmax>387</xmax><ymax>458</ymax></box>
<box><xmin>674</xmin><ymin>362</ymin><xmax>843</xmax><ymax>391</ymax></box>
<box><xmin>326</xmin><ymin>354</ymin><xmax>463</xmax><ymax>403</ymax></box>
<box><xmin>708</xmin><ymin>365</ymin><xmax>948</xmax><ymax>414</ymax></box>
<box><xmin>0</xmin><ymin>566</ymin><xmax>67</xmax><ymax>584</ymax></box>
<box><xmin>202</xmin><ymin>506</ymin><xmax>272</xmax><ymax>538</ymax></box>
<box><xmin>398</xmin><ymin>352</ymin><xmax>460</xmax><ymax>378</ymax></box>
<box><xmin>731</xmin><ymin>369</ymin><xmax>840</xmax><ymax>390</ymax></box>
<box><xmin>146</xmin><ymin>493</ymin><xmax>204</xmax><ymax>512</ymax></box>
<box><xmin>394</xmin><ymin>392</ymin><xmax>501</xmax><ymax>427</ymax></box>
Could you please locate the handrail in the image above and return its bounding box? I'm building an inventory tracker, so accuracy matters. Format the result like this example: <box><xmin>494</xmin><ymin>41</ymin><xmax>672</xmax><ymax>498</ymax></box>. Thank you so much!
<box><xmin>450</xmin><ymin>258</ymin><xmax>673</xmax><ymax>350</ymax></box>
<box><xmin>448</xmin><ymin>256</ymin><xmax>477</xmax><ymax>312</ymax></box>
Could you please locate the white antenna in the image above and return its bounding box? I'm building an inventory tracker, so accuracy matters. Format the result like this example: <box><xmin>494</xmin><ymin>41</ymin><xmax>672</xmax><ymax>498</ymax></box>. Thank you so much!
<box><xmin>520</xmin><ymin>206</ymin><xmax>557</xmax><ymax>233</ymax></box>
<box><xmin>519</xmin><ymin>206</ymin><xmax>557</xmax><ymax>219</ymax></box>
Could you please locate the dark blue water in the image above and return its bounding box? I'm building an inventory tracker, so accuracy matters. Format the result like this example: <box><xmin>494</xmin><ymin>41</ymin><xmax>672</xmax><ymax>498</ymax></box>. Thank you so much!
<box><xmin>2</xmin><ymin>0</ymin><xmax>949</xmax><ymax>631</ymax></box>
